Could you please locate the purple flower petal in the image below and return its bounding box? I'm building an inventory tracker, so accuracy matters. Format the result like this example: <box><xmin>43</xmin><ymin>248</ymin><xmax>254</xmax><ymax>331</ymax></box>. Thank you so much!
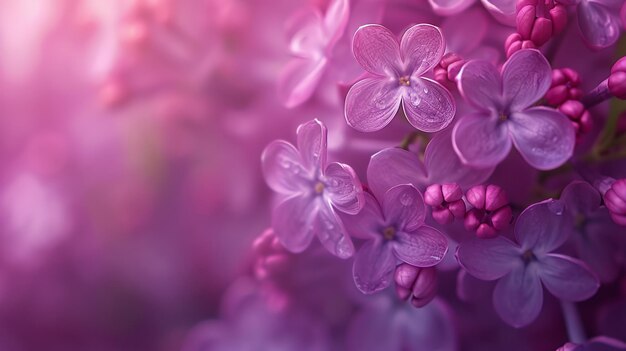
<box><xmin>429</xmin><ymin>0</ymin><xmax>477</xmax><ymax>16</ymax></box>
<box><xmin>345</xmin><ymin>77</ymin><xmax>402</xmax><ymax>132</ymax></box>
<box><xmin>578</xmin><ymin>1</ymin><xmax>621</xmax><ymax>49</ymax></box>
<box><xmin>261</xmin><ymin>140</ymin><xmax>309</xmax><ymax>195</ymax></box>
<box><xmin>401</xmin><ymin>78</ymin><xmax>456</xmax><ymax>132</ymax></box>
<box><xmin>424</xmin><ymin>129</ymin><xmax>494</xmax><ymax>189</ymax></box>
<box><xmin>297</xmin><ymin>119</ymin><xmax>327</xmax><ymax>171</ymax></box>
<box><xmin>574</xmin><ymin>217</ymin><xmax>621</xmax><ymax>283</ymax></box>
<box><xmin>278</xmin><ymin>57</ymin><xmax>328</xmax><ymax>108</ymax></box>
<box><xmin>315</xmin><ymin>202</ymin><xmax>355</xmax><ymax>259</ymax></box>
<box><xmin>346</xmin><ymin>298</ymin><xmax>402</xmax><ymax>351</ymax></box>
<box><xmin>272</xmin><ymin>194</ymin><xmax>318</xmax><ymax>253</ymax></box>
<box><xmin>352</xmin><ymin>24</ymin><xmax>402</xmax><ymax>76</ymax></box>
<box><xmin>288</xmin><ymin>10</ymin><xmax>326</xmax><ymax>57</ymax></box>
<box><xmin>341</xmin><ymin>193</ymin><xmax>384</xmax><ymax>240</ymax></box>
<box><xmin>400</xmin><ymin>24</ymin><xmax>445</xmax><ymax>76</ymax></box>
<box><xmin>456</xmin><ymin>236</ymin><xmax>522</xmax><ymax>280</ymax></box>
<box><xmin>394</xmin><ymin>226</ymin><xmax>448</xmax><ymax>267</ymax></box>
<box><xmin>452</xmin><ymin>112</ymin><xmax>512</xmax><ymax>168</ymax></box>
<box><xmin>324</xmin><ymin>162</ymin><xmax>364</xmax><ymax>215</ymax></box>
<box><xmin>323</xmin><ymin>0</ymin><xmax>350</xmax><ymax>48</ymax></box>
<box><xmin>502</xmin><ymin>49</ymin><xmax>552</xmax><ymax>111</ymax></box>
<box><xmin>508</xmin><ymin>107</ymin><xmax>575</xmax><ymax>170</ymax></box>
<box><xmin>561</xmin><ymin>181</ymin><xmax>602</xmax><ymax>216</ymax></box>
<box><xmin>457</xmin><ymin>59</ymin><xmax>502</xmax><ymax>111</ymax></box>
<box><xmin>383</xmin><ymin>184</ymin><xmax>426</xmax><ymax>232</ymax></box>
<box><xmin>493</xmin><ymin>265</ymin><xmax>543</xmax><ymax>328</ymax></box>
<box><xmin>367</xmin><ymin>147</ymin><xmax>428</xmax><ymax>200</ymax></box>
<box><xmin>515</xmin><ymin>199</ymin><xmax>571</xmax><ymax>254</ymax></box>
<box><xmin>352</xmin><ymin>239</ymin><xmax>396</xmax><ymax>294</ymax></box>
<box><xmin>538</xmin><ymin>254</ymin><xmax>600</xmax><ymax>301</ymax></box>
<box><xmin>442</xmin><ymin>7</ymin><xmax>487</xmax><ymax>53</ymax></box>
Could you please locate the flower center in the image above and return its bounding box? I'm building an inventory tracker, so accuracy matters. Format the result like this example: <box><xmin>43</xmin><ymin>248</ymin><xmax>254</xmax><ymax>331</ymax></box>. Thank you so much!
<box><xmin>522</xmin><ymin>250</ymin><xmax>536</xmax><ymax>263</ymax></box>
<box><xmin>382</xmin><ymin>226</ymin><xmax>396</xmax><ymax>240</ymax></box>
<box><xmin>398</xmin><ymin>76</ymin><xmax>411</xmax><ymax>86</ymax></box>
<box><xmin>314</xmin><ymin>182</ymin><xmax>325</xmax><ymax>194</ymax></box>
<box><xmin>499</xmin><ymin>113</ymin><xmax>508</xmax><ymax>121</ymax></box>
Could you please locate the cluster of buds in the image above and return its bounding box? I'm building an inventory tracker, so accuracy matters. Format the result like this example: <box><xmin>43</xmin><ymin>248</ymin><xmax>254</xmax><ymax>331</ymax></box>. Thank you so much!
<box><xmin>393</xmin><ymin>264</ymin><xmax>438</xmax><ymax>308</ymax></box>
<box><xmin>505</xmin><ymin>0</ymin><xmax>567</xmax><ymax>57</ymax></box>
<box><xmin>545</xmin><ymin>68</ymin><xmax>591</xmax><ymax>141</ymax></box>
<box><xmin>582</xmin><ymin>57</ymin><xmax>626</xmax><ymax>108</ymax></box>
<box><xmin>433</xmin><ymin>53</ymin><xmax>465</xmax><ymax>89</ymax></box>
<box><xmin>464</xmin><ymin>185</ymin><xmax>513</xmax><ymax>238</ymax></box>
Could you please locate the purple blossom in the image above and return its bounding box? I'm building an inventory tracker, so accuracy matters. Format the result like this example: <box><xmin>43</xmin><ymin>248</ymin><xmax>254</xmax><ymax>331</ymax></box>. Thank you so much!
<box><xmin>344</xmin><ymin>24</ymin><xmax>456</xmax><ymax>133</ymax></box>
<box><xmin>366</xmin><ymin>130</ymin><xmax>494</xmax><ymax>200</ymax></box>
<box><xmin>278</xmin><ymin>0</ymin><xmax>350</xmax><ymax>107</ymax></box>
<box><xmin>342</xmin><ymin>185</ymin><xmax>448</xmax><ymax>294</ymax></box>
<box><xmin>561</xmin><ymin>181</ymin><xmax>623</xmax><ymax>282</ymax></box>
<box><xmin>453</xmin><ymin>49</ymin><xmax>575</xmax><ymax>170</ymax></box>
<box><xmin>261</xmin><ymin>119</ymin><xmax>364</xmax><ymax>258</ymax></box>
<box><xmin>456</xmin><ymin>199</ymin><xmax>600</xmax><ymax>327</ymax></box>
<box><xmin>429</xmin><ymin>0</ymin><xmax>517</xmax><ymax>25</ymax></box>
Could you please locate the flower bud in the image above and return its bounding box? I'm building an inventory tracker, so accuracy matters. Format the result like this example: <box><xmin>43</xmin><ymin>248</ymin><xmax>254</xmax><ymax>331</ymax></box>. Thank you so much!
<box><xmin>394</xmin><ymin>264</ymin><xmax>438</xmax><ymax>308</ymax></box>
<box><xmin>604</xmin><ymin>179</ymin><xmax>626</xmax><ymax>226</ymax></box>
<box><xmin>464</xmin><ymin>185</ymin><xmax>513</xmax><ymax>238</ymax></box>
<box><xmin>425</xmin><ymin>183</ymin><xmax>466</xmax><ymax>224</ymax></box>
<box><xmin>252</xmin><ymin>229</ymin><xmax>290</xmax><ymax>279</ymax></box>
<box><xmin>515</xmin><ymin>0</ymin><xmax>567</xmax><ymax>47</ymax></box>
<box><xmin>434</xmin><ymin>53</ymin><xmax>465</xmax><ymax>89</ymax></box>
<box><xmin>558</xmin><ymin>100</ymin><xmax>593</xmax><ymax>141</ymax></box>
<box><xmin>556</xmin><ymin>343</ymin><xmax>578</xmax><ymax>351</ymax></box>
<box><xmin>546</xmin><ymin>68</ymin><xmax>584</xmax><ymax>106</ymax></box>
<box><xmin>505</xmin><ymin>33</ymin><xmax>536</xmax><ymax>58</ymax></box>
<box><xmin>609</xmin><ymin>57</ymin><xmax>626</xmax><ymax>99</ymax></box>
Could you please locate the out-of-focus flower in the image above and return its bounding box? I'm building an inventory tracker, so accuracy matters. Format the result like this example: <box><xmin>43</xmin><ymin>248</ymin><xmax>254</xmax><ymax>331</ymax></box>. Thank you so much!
<box><xmin>278</xmin><ymin>0</ymin><xmax>349</xmax><ymax>107</ymax></box>
<box><xmin>575</xmin><ymin>0</ymin><xmax>623</xmax><ymax>49</ymax></box>
<box><xmin>456</xmin><ymin>199</ymin><xmax>600</xmax><ymax>327</ymax></box>
<box><xmin>453</xmin><ymin>49</ymin><xmax>575</xmax><ymax>170</ymax></box>
<box><xmin>557</xmin><ymin>336</ymin><xmax>626</xmax><ymax>351</ymax></box>
<box><xmin>428</xmin><ymin>0</ymin><xmax>517</xmax><ymax>25</ymax></box>
<box><xmin>262</xmin><ymin>119</ymin><xmax>365</xmax><ymax>258</ymax></box>
<box><xmin>560</xmin><ymin>181</ymin><xmax>621</xmax><ymax>283</ymax></box>
<box><xmin>343</xmin><ymin>185</ymin><xmax>448</xmax><ymax>294</ymax></box>
<box><xmin>345</xmin><ymin>24</ymin><xmax>455</xmax><ymax>133</ymax></box>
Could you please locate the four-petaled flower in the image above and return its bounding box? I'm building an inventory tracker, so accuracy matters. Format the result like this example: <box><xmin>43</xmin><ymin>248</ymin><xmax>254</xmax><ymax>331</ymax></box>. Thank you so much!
<box><xmin>345</xmin><ymin>24</ymin><xmax>456</xmax><ymax>133</ymax></box>
<box><xmin>342</xmin><ymin>184</ymin><xmax>448</xmax><ymax>294</ymax></box>
<box><xmin>261</xmin><ymin>119</ymin><xmax>364</xmax><ymax>258</ymax></box>
<box><xmin>456</xmin><ymin>199</ymin><xmax>599</xmax><ymax>327</ymax></box>
<box><xmin>453</xmin><ymin>49</ymin><xmax>575</xmax><ymax>170</ymax></box>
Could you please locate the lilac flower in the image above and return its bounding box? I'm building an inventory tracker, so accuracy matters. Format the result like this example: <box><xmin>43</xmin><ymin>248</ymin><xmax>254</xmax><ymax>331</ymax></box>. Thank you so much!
<box><xmin>456</xmin><ymin>199</ymin><xmax>600</xmax><ymax>327</ymax></box>
<box><xmin>342</xmin><ymin>184</ymin><xmax>448</xmax><ymax>294</ymax></box>
<box><xmin>278</xmin><ymin>0</ymin><xmax>350</xmax><ymax>107</ymax></box>
<box><xmin>453</xmin><ymin>49</ymin><xmax>575</xmax><ymax>170</ymax></box>
<box><xmin>346</xmin><ymin>295</ymin><xmax>457</xmax><ymax>351</ymax></box>
<box><xmin>344</xmin><ymin>24</ymin><xmax>456</xmax><ymax>133</ymax></box>
<box><xmin>561</xmin><ymin>181</ymin><xmax>622</xmax><ymax>282</ymax></box>
<box><xmin>261</xmin><ymin>119</ymin><xmax>364</xmax><ymax>258</ymax></box>
<box><xmin>366</xmin><ymin>129</ymin><xmax>494</xmax><ymax>201</ymax></box>
<box><xmin>557</xmin><ymin>337</ymin><xmax>626</xmax><ymax>351</ymax></box>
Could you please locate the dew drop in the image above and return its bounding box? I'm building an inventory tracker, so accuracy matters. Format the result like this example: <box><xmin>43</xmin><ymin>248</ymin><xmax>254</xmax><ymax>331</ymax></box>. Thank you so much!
<box><xmin>423</xmin><ymin>87</ymin><xmax>429</xmax><ymax>94</ymax></box>
<box><xmin>409</xmin><ymin>92</ymin><xmax>421</xmax><ymax>107</ymax></box>
<box><xmin>400</xmin><ymin>193</ymin><xmax>413</xmax><ymax>206</ymax></box>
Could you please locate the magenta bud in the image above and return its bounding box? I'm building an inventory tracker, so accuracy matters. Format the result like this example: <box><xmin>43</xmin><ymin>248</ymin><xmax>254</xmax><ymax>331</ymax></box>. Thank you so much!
<box><xmin>426</xmin><ymin>183</ymin><xmax>466</xmax><ymax>224</ymax></box>
<box><xmin>466</xmin><ymin>185</ymin><xmax>486</xmax><ymax>209</ymax></box>
<box><xmin>464</xmin><ymin>185</ymin><xmax>512</xmax><ymax>237</ymax></box>
<box><xmin>546</xmin><ymin>68</ymin><xmax>584</xmax><ymax>106</ymax></box>
<box><xmin>432</xmin><ymin>208</ymin><xmax>454</xmax><ymax>224</ymax></box>
<box><xmin>485</xmin><ymin>184</ymin><xmax>508</xmax><ymax>211</ymax></box>
<box><xmin>491</xmin><ymin>206</ymin><xmax>513</xmax><ymax>230</ymax></box>
<box><xmin>434</xmin><ymin>53</ymin><xmax>465</xmax><ymax>88</ymax></box>
<box><xmin>464</xmin><ymin>209</ymin><xmax>481</xmax><ymax>231</ymax></box>
<box><xmin>516</xmin><ymin>5</ymin><xmax>536</xmax><ymax>38</ymax></box>
<box><xmin>550</xmin><ymin>5</ymin><xmax>568</xmax><ymax>34</ymax></box>
<box><xmin>424</xmin><ymin>184</ymin><xmax>444</xmax><ymax>206</ymax></box>
<box><xmin>604</xmin><ymin>179</ymin><xmax>626</xmax><ymax>226</ymax></box>
<box><xmin>476</xmin><ymin>223</ymin><xmax>497</xmax><ymax>239</ymax></box>
<box><xmin>608</xmin><ymin>71</ymin><xmax>626</xmax><ymax>99</ymax></box>
<box><xmin>530</xmin><ymin>17</ymin><xmax>553</xmax><ymax>46</ymax></box>
<box><xmin>394</xmin><ymin>264</ymin><xmax>438</xmax><ymax>308</ymax></box>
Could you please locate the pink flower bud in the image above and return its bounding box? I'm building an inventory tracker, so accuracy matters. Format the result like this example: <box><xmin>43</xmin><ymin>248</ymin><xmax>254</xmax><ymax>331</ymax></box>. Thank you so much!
<box><xmin>546</xmin><ymin>68</ymin><xmax>583</xmax><ymax>106</ymax></box>
<box><xmin>464</xmin><ymin>185</ymin><xmax>513</xmax><ymax>238</ymax></box>
<box><xmin>558</xmin><ymin>100</ymin><xmax>593</xmax><ymax>141</ymax></box>
<box><xmin>252</xmin><ymin>229</ymin><xmax>290</xmax><ymax>279</ymax></box>
<box><xmin>505</xmin><ymin>33</ymin><xmax>536</xmax><ymax>58</ymax></box>
<box><xmin>609</xmin><ymin>57</ymin><xmax>626</xmax><ymax>99</ymax></box>
<box><xmin>425</xmin><ymin>183</ymin><xmax>466</xmax><ymax>224</ymax></box>
<box><xmin>514</xmin><ymin>0</ymin><xmax>567</xmax><ymax>47</ymax></box>
<box><xmin>434</xmin><ymin>53</ymin><xmax>465</xmax><ymax>89</ymax></box>
<box><xmin>394</xmin><ymin>264</ymin><xmax>438</xmax><ymax>308</ymax></box>
<box><xmin>604</xmin><ymin>179</ymin><xmax>626</xmax><ymax>226</ymax></box>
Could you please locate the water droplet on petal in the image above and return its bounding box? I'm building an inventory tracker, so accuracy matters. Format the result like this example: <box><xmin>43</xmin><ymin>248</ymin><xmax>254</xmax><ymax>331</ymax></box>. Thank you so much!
<box><xmin>400</xmin><ymin>193</ymin><xmax>414</xmax><ymax>206</ymax></box>
<box><xmin>409</xmin><ymin>92</ymin><xmax>421</xmax><ymax>107</ymax></box>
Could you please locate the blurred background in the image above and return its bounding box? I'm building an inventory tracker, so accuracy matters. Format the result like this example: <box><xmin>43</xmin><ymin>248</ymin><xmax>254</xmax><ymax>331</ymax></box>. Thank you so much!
<box><xmin>0</xmin><ymin>0</ymin><xmax>313</xmax><ymax>349</ymax></box>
